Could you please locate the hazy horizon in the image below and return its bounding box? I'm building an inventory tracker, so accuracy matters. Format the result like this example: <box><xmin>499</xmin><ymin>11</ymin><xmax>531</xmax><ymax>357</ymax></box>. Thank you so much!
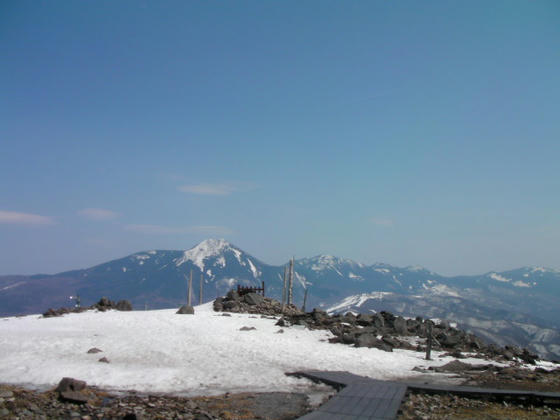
<box><xmin>2</xmin><ymin>237</ymin><xmax>558</xmax><ymax>278</ymax></box>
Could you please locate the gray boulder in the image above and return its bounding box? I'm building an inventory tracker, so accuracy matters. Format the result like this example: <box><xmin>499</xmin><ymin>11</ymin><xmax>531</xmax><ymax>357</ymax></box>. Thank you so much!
<box><xmin>355</xmin><ymin>333</ymin><xmax>393</xmax><ymax>352</ymax></box>
<box><xmin>59</xmin><ymin>391</ymin><xmax>88</xmax><ymax>404</ymax></box>
<box><xmin>437</xmin><ymin>332</ymin><xmax>461</xmax><ymax>348</ymax></box>
<box><xmin>56</xmin><ymin>378</ymin><xmax>86</xmax><ymax>393</ymax></box>
<box><xmin>356</xmin><ymin>314</ymin><xmax>373</xmax><ymax>326</ymax></box>
<box><xmin>373</xmin><ymin>313</ymin><xmax>385</xmax><ymax>329</ymax></box>
<box><xmin>176</xmin><ymin>305</ymin><xmax>195</xmax><ymax>315</ymax></box>
<box><xmin>244</xmin><ymin>292</ymin><xmax>264</xmax><ymax>306</ymax></box>
<box><xmin>239</xmin><ymin>326</ymin><xmax>256</xmax><ymax>331</ymax></box>
<box><xmin>116</xmin><ymin>300</ymin><xmax>133</xmax><ymax>311</ymax></box>
<box><xmin>393</xmin><ymin>317</ymin><xmax>408</xmax><ymax>335</ymax></box>
<box><xmin>226</xmin><ymin>290</ymin><xmax>241</xmax><ymax>301</ymax></box>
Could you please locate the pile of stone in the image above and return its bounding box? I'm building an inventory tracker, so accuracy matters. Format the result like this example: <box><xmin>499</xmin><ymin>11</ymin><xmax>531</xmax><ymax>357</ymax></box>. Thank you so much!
<box><xmin>213</xmin><ymin>293</ymin><xmax>540</xmax><ymax>363</ymax></box>
<box><xmin>43</xmin><ymin>297</ymin><xmax>133</xmax><ymax>318</ymax></box>
<box><xmin>282</xmin><ymin>309</ymin><xmax>540</xmax><ymax>363</ymax></box>
<box><xmin>213</xmin><ymin>290</ymin><xmax>303</xmax><ymax>317</ymax></box>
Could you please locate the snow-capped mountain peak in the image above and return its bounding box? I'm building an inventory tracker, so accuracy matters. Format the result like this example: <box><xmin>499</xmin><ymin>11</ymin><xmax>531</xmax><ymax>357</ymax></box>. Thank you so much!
<box><xmin>302</xmin><ymin>254</ymin><xmax>361</xmax><ymax>271</ymax></box>
<box><xmin>175</xmin><ymin>239</ymin><xmax>240</xmax><ymax>271</ymax></box>
<box><xmin>404</xmin><ymin>265</ymin><xmax>433</xmax><ymax>274</ymax></box>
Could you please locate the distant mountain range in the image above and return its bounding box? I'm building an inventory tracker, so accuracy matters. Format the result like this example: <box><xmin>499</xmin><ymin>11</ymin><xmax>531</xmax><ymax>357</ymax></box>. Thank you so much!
<box><xmin>1</xmin><ymin>238</ymin><xmax>559</xmax><ymax>360</ymax></box>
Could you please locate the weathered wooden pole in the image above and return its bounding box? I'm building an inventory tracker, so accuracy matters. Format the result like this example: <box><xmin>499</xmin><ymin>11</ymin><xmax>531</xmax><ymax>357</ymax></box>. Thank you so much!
<box><xmin>302</xmin><ymin>288</ymin><xmax>308</xmax><ymax>312</ymax></box>
<box><xmin>187</xmin><ymin>269</ymin><xmax>193</xmax><ymax>306</ymax></box>
<box><xmin>199</xmin><ymin>273</ymin><xmax>203</xmax><ymax>305</ymax></box>
<box><xmin>281</xmin><ymin>265</ymin><xmax>287</xmax><ymax>312</ymax></box>
<box><xmin>425</xmin><ymin>321</ymin><xmax>433</xmax><ymax>360</ymax></box>
<box><xmin>288</xmin><ymin>258</ymin><xmax>294</xmax><ymax>306</ymax></box>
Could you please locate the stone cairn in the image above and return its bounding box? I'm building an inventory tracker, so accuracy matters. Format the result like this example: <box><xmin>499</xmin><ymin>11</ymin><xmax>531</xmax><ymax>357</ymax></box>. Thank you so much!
<box><xmin>214</xmin><ymin>290</ymin><xmax>303</xmax><ymax>317</ymax></box>
<box><xmin>43</xmin><ymin>297</ymin><xmax>133</xmax><ymax>318</ymax></box>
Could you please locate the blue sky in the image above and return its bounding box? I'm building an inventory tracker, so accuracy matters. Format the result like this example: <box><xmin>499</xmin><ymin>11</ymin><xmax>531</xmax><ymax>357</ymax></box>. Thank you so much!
<box><xmin>1</xmin><ymin>1</ymin><xmax>559</xmax><ymax>275</ymax></box>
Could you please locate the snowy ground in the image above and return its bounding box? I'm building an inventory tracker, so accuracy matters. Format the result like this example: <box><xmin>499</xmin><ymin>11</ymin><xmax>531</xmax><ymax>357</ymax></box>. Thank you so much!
<box><xmin>0</xmin><ymin>302</ymin><xmax>503</xmax><ymax>396</ymax></box>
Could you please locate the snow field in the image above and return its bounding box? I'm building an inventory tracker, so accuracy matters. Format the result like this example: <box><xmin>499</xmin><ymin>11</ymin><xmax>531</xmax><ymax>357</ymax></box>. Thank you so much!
<box><xmin>0</xmin><ymin>302</ymin><xmax>494</xmax><ymax>396</ymax></box>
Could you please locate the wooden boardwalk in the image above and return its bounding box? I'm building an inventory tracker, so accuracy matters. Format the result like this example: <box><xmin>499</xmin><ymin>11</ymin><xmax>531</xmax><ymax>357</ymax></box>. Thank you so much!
<box><xmin>290</xmin><ymin>371</ymin><xmax>407</xmax><ymax>419</ymax></box>
<box><xmin>289</xmin><ymin>370</ymin><xmax>560</xmax><ymax>420</ymax></box>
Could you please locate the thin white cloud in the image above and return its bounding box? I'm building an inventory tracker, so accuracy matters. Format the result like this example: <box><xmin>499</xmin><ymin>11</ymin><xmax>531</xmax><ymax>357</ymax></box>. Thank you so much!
<box><xmin>78</xmin><ymin>208</ymin><xmax>119</xmax><ymax>221</ymax></box>
<box><xmin>177</xmin><ymin>182</ymin><xmax>256</xmax><ymax>196</ymax></box>
<box><xmin>177</xmin><ymin>184</ymin><xmax>236</xmax><ymax>196</ymax></box>
<box><xmin>370</xmin><ymin>217</ymin><xmax>394</xmax><ymax>227</ymax></box>
<box><xmin>0</xmin><ymin>210</ymin><xmax>55</xmax><ymax>226</ymax></box>
<box><xmin>124</xmin><ymin>224</ymin><xmax>233</xmax><ymax>235</ymax></box>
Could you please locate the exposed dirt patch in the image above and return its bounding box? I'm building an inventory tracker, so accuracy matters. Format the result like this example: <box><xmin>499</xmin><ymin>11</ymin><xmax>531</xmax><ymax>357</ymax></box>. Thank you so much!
<box><xmin>398</xmin><ymin>392</ymin><xmax>560</xmax><ymax>420</ymax></box>
<box><xmin>0</xmin><ymin>384</ymin><xmax>312</xmax><ymax>420</ymax></box>
<box><xmin>464</xmin><ymin>366</ymin><xmax>560</xmax><ymax>392</ymax></box>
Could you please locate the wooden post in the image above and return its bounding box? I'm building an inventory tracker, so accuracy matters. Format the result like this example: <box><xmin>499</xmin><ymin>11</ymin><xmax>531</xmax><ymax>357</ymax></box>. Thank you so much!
<box><xmin>281</xmin><ymin>265</ymin><xmax>287</xmax><ymax>312</ymax></box>
<box><xmin>199</xmin><ymin>273</ymin><xmax>203</xmax><ymax>305</ymax></box>
<box><xmin>187</xmin><ymin>269</ymin><xmax>193</xmax><ymax>306</ymax></box>
<box><xmin>288</xmin><ymin>257</ymin><xmax>294</xmax><ymax>306</ymax></box>
<box><xmin>425</xmin><ymin>321</ymin><xmax>433</xmax><ymax>360</ymax></box>
<box><xmin>262</xmin><ymin>280</ymin><xmax>265</xmax><ymax>297</ymax></box>
<box><xmin>302</xmin><ymin>288</ymin><xmax>308</xmax><ymax>312</ymax></box>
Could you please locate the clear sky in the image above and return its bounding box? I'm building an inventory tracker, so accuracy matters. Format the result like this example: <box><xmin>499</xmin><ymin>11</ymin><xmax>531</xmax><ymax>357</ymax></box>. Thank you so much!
<box><xmin>1</xmin><ymin>1</ymin><xmax>559</xmax><ymax>276</ymax></box>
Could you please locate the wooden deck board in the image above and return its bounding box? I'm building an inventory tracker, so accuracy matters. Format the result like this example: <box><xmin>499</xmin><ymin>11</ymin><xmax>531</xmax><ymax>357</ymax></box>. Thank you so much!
<box><xmin>291</xmin><ymin>370</ymin><xmax>560</xmax><ymax>420</ymax></box>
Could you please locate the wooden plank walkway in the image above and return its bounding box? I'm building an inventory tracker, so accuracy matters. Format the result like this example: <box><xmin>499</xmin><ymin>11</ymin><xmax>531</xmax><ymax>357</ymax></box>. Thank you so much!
<box><xmin>289</xmin><ymin>370</ymin><xmax>560</xmax><ymax>420</ymax></box>
<box><xmin>290</xmin><ymin>371</ymin><xmax>407</xmax><ymax>419</ymax></box>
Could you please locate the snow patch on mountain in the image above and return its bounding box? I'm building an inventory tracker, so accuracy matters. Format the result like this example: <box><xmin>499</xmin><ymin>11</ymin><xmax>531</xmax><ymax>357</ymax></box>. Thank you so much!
<box><xmin>215</xmin><ymin>256</ymin><xmax>226</xmax><ymax>268</ymax></box>
<box><xmin>348</xmin><ymin>272</ymin><xmax>363</xmax><ymax>281</ymax></box>
<box><xmin>1</xmin><ymin>281</ymin><xmax>26</xmax><ymax>291</ymax></box>
<box><xmin>423</xmin><ymin>283</ymin><xmax>460</xmax><ymax>298</ymax></box>
<box><xmin>489</xmin><ymin>273</ymin><xmax>510</xmax><ymax>283</ymax></box>
<box><xmin>247</xmin><ymin>258</ymin><xmax>260</xmax><ymax>278</ymax></box>
<box><xmin>294</xmin><ymin>271</ymin><xmax>307</xmax><ymax>288</ymax></box>
<box><xmin>326</xmin><ymin>292</ymin><xmax>393</xmax><ymax>314</ymax></box>
<box><xmin>231</xmin><ymin>248</ymin><xmax>242</xmax><ymax>264</ymax></box>
<box><xmin>513</xmin><ymin>280</ymin><xmax>531</xmax><ymax>288</ymax></box>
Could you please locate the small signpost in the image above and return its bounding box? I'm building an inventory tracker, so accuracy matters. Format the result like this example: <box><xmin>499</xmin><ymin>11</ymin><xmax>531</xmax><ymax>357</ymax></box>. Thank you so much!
<box><xmin>425</xmin><ymin>321</ymin><xmax>433</xmax><ymax>360</ymax></box>
<box><xmin>302</xmin><ymin>288</ymin><xmax>308</xmax><ymax>312</ymax></box>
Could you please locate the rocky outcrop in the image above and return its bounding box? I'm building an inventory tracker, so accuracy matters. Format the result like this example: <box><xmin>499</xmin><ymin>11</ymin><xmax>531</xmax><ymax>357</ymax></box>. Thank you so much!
<box><xmin>55</xmin><ymin>378</ymin><xmax>89</xmax><ymax>404</ymax></box>
<box><xmin>213</xmin><ymin>294</ymin><xmax>541</xmax><ymax>362</ymax></box>
<box><xmin>282</xmin><ymin>309</ymin><xmax>540</xmax><ymax>361</ymax></box>
<box><xmin>213</xmin><ymin>291</ymin><xmax>303</xmax><ymax>316</ymax></box>
<box><xmin>43</xmin><ymin>297</ymin><xmax>133</xmax><ymax>317</ymax></box>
